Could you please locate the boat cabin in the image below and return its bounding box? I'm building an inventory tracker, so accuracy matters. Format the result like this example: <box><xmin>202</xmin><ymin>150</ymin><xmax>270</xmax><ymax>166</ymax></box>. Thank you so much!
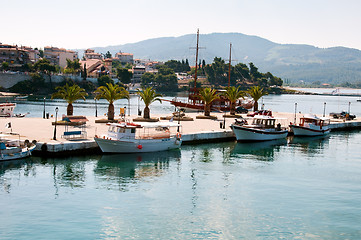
<box><xmin>251</xmin><ymin>117</ymin><xmax>276</xmax><ymax>128</ymax></box>
<box><xmin>299</xmin><ymin>115</ymin><xmax>330</xmax><ymax>127</ymax></box>
<box><xmin>104</xmin><ymin>122</ymin><xmax>180</xmax><ymax>140</ymax></box>
<box><xmin>0</xmin><ymin>103</ymin><xmax>16</xmax><ymax>117</ymax></box>
<box><xmin>106</xmin><ymin>123</ymin><xmax>140</xmax><ymax>140</ymax></box>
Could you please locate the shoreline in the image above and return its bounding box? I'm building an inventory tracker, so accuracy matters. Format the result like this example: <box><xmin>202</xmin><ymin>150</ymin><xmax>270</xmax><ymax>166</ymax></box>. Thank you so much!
<box><xmin>0</xmin><ymin>111</ymin><xmax>360</xmax><ymax>157</ymax></box>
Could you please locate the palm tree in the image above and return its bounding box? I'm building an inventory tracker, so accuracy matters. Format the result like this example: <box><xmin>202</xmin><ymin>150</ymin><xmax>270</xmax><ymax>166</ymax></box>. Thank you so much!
<box><xmin>51</xmin><ymin>83</ymin><xmax>88</xmax><ymax>116</ymax></box>
<box><xmin>95</xmin><ymin>83</ymin><xmax>129</xmax><ymax>120</ymax></box>
<box><xmin>137</xmin><ymin>87</ymin><xmax>162</xmax><ymax>119</ymax></box>
<box><xmin>247</xmin><ymin>86</ymin><xmax>268</xmax><ymax>111</ymax></box>
<box><xmin>223</xmin><ymin>86</ymin><xmax>245</xmax><ymax>115</ymax></box>
<box><xmin>198</xmin><ymin>88</ymin><xmax>219</xmax><ymax>116</ymax></box>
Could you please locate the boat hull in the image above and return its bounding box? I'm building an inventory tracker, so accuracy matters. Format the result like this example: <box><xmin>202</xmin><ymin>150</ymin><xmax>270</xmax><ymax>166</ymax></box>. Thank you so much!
<box><xmin>94</xmin><ymin>137</ymin><xmax>182</xmax><ymax>153</ymax></box>
<box><xmin>0</xmin><ymin>145</ymin><xmax>36</xmax><ymax>161</ymax></box>
<box><xmin>290</xmin><ymin>125</ymin><xmax>331</xmax><ymax>136</ymax></box>
<box><xmin>231</xmin><ymin>124</ymin><xmax>288</xmax><ymax>141</ymax></box>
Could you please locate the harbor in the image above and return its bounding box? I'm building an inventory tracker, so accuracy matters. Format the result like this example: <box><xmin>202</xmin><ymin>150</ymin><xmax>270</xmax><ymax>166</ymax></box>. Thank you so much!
<box><xmin>0</xmin><ymin>110</ymin><xmax>360</xmax><ymax>156</ymax></box>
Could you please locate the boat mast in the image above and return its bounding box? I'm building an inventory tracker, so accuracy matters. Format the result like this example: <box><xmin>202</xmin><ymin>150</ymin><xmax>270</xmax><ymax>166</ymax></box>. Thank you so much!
<box><xmin>228</xmin><ymin>42</ymin><xmax>232</xmax><ymax>87</ymax></box>
<box><xmin>194</xmin><ymin>29</ymin><xmax>199</xmax><ymax>89</ymax></box>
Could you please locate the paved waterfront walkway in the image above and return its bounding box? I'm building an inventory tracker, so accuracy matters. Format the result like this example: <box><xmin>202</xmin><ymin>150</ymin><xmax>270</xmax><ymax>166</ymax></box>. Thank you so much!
<box><xmin>0</xmin><ymin>111</ymin><xmax>358</xmax><ymax>144</ymax></box>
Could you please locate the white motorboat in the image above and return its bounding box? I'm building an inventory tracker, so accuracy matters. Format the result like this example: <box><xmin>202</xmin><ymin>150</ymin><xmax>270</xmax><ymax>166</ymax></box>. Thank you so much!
<box><xmin>0</xmin><ymin>103</ymin><xmax>16</xmax><ymax>117</ymax></box>
<box><xmin>290</xmin><ymin>114</ymin><xmax>330</xmax><ymax>136</ymax></box>
<box><xmin>0</xmin><ymin>134</ymin><xmax>36</xmax><ymax>161</ymax></box>
<box><xmin>94</xmin><ymin>121</ymin><xmax>182</xmax><ymax>153</ymax></box>
<box><xmin>230</xmin><ymin>115</ymin><xmax>288</xmax><ymax>141</ymax></box>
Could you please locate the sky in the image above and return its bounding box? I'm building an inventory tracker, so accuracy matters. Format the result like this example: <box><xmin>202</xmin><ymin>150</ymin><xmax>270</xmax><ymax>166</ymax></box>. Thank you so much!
<box><xmin>2</xmin><ymin>0</ymin><xmax>361</xmax><ymax>50</ymax></box>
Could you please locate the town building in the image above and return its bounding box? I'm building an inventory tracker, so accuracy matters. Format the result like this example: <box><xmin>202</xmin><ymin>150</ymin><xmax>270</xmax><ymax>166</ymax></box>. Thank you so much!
<box><xmin>115</xmin><ymin>52</ymin><xmax>133</xmax><ymax>64</ymax></box>
<box><xmin>132</xmin><ymin>65</ymin><xmax>146</xmax><ymax>83</ymax></box>
<box><xmin>84</xmin><ymin>49</ymin><xmax>103</xmax><ymax>60</ymax></box>
<box><xmin>79</xmin><ymin>59</ymin><xmax>112</xmax><ymax>78</ymax></box>
<box><xmin>0</xmin><ymin>43</ymin><xmax>31</xmax><ymax>68</ymax></box>
<box><xmin>43</xmin><ymin>46</ymin><xmax>78</xmax><ymax>68</ymax></box>
<box><xmin>20</xmin><ymin>46</ymin><xmax>40</xmax><ymax>63</ymax></box>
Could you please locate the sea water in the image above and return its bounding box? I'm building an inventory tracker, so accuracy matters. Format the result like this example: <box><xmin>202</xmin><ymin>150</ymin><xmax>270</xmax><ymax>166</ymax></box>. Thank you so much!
<box><xmin>1</xmin><ymin>94</ymin><xmax>361</xmax><ymax>239</ymax></box>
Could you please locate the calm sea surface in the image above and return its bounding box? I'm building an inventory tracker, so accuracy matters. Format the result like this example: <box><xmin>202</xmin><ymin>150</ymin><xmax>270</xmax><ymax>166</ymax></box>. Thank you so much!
<box><xmin>1</xmin><ymin>93</ymin><xmax>361</xmax><ymax>239</ymax></box>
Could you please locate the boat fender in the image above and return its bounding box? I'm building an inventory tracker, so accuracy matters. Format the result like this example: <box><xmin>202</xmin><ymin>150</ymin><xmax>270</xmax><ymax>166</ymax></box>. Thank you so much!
<box><xmin>41</xmin><ymin>143</ymin><xmax>47</xmax><ymax>152</ymax></box>
<box><xmin>176</xmin><ymin>132</ymin><xmax>181</xmax><ymax>139</ymax></box>
<box><xmin>137</xmin><ymin>144</ymin><xmax>142</xmax><ymax>149</ymax></box>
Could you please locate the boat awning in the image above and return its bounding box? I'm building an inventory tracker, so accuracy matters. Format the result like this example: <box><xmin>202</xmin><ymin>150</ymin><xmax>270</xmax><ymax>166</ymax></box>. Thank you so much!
<box><xmin>62</xmin><ymin>116</ymin><xmax>89</xmax><ymax>122</ymax></box>
<box><xmin>138</xmin><ymin>122</ymin><xmax>181</xmax><ymax>128</ymax></box>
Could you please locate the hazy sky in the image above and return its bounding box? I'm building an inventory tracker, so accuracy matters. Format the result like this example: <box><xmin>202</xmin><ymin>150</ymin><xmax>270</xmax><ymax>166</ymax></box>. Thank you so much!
<box><xmin>2</xmin><ymin>0</ymin><xmax>361</xmax><ymax>50</ymax></box>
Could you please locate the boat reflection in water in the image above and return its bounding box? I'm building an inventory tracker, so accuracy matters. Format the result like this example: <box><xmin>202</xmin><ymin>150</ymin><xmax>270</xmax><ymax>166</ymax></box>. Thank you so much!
<box><xmin>94</xmin><ymin>150</ymin><xmax>181</xmax><ymax>191</ymax></box>
<box><xmin>230</xmin><ymin>138</ymin><xmax>287</xmax><ymax>161</ymax></box>
<box><xmin>288</xmin><ymin>135</ymin><xmax>330</xmax><ymax>156</ymax></box>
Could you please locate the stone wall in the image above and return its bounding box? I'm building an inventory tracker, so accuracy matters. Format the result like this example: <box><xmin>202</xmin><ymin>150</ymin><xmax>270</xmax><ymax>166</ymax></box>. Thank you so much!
<box><xmin>0</xmin><ymin>72</ymin><xmax>99</xmax><ymax>88</ymax></box>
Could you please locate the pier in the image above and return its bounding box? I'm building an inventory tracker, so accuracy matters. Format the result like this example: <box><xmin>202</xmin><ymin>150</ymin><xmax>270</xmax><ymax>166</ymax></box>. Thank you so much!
<box><xmin>1</xmin><ymin>112</ymin><xmax>360</xmax><ymax>156</ymax></box>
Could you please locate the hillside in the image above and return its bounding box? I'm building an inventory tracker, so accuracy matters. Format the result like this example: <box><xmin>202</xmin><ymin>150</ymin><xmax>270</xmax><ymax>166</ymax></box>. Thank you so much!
<box><xmin>81</xmin><ymin>33</ymin><xmax>361</xmax><ymax>84</ymax></box>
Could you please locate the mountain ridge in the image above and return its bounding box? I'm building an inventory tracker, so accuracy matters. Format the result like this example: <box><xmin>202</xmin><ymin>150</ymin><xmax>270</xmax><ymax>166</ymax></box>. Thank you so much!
<box><xmin>77</xmin><ymin>32</ymin><xmax>361</xmax><ymax>84</ymax></box>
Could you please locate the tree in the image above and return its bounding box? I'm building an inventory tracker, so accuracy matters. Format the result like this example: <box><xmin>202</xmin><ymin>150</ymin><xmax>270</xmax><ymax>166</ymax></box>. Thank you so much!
<box><xmin>247</xmin><ymin>86</ymin><xmax>268</xmax><ymax>111</ymax></box>
<box><xmin>34</xmin><ymin>58</ymin><xmax>57</xmax><ymax>88</ymax></box>
<box><xmin>141</xmin><ymin>72</ymin><xmax>155</xmax><ymax>87</ymax></box>
<box><xmin>204</xmin><ymin>57</ymin><xmax>228</xmax><ymax>86</ymax></box>
<box><xmin>51</xmin><ymin>83</ymin><xmax>88</xmax><ymax>115</ymax></box>
<box><xmin>9</xmin><ymin>73</ymin><xmax>45</xmax><ymax>94</ymax></box>
<box><xmin>81</xmin><ymin>63</ymin><xmax>87</xmax><ymax>81</ymax></box>
<box><xmin>104</xmin><ymin>51</ymin><xmax>112</xmax><ymax>59</ymax></box>
<box><xmin>223</xmin><ymin>86</ymin><xmax>245</xmax><ymax>115</ymax></box>
<box><xmin>116</xmin><ymin>67</ymin><xmax>133</xmax><ymax>84</ymax></box>
<box><xmin>64</xmin><ymin>59</ymin><xmax>81</xmax><ymax>74</ymax></box>
<box><xmin>198</xmin><ymin>88</ymin><xmax>219</xmax><ymax>116</ymax></box>
<box><xmin>1</xmin><ymin>62</ymin><xmax>9</xmax><ymax>71</ymax></box>
<box><xmin>98</xmin><ymin>75</ymin><xmax>114</xmax><ymax>87</ymax></box>
<box><xmin>137</xmin><ymin>87</ymin><xmax>162</xmax><ymax>119</ymax></box>
<box><xmin>95</xmin><ymin>83</ymin><xmax>129</xmax><ymax>120</ymax></box>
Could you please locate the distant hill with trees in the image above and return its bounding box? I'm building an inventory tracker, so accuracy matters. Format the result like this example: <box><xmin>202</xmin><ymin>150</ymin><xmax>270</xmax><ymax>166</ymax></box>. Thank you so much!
<box><xmin>80</xmin><ymin>32</ymin><xmax>361</xmax><ymax>85</ymax></box>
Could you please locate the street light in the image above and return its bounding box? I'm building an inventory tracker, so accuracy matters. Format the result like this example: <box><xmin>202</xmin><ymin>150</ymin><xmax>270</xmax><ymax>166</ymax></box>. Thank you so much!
<box><xmin>94</xmin><ymin>97</ymin><xmax>98</xmax><ymax>117</ymax></box>
<box><xmin>43</xmin><ymin>97</ymin><xmax>46</xmax><ymax>119</ymax></box>
<box><xmin>323</xmin><ymin>102</ymin><xmax>326</xmax><ymax>117</ymax></box>
<box><xmin>53</xmin><ymin>107</ymin><xmax>59</xmax><ymax>140</ymax></box>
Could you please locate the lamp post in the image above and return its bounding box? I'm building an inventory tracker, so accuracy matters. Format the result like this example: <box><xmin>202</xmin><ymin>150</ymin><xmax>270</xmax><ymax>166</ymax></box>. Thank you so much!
<box><xmin>323</xmin><ymin>102</ymin><xmax>326</xmax><ymax>117</ymax></box>
<box><xmin>348</xmin><ymin>101</ymin><xmax>351</xmax><ymax>114</ymax></box>
<box><xmin>128</xmin><ymin>98</ymin><xmax>130</xmax><ymax>116</ymax></box>
<box><xmin>138</xmin><ymin>96</ymin><xmax>141</xmax><ymax>116</ymax></box>
<box><xmin>43</xmin><ymin>97</ymin><xmax>46</xmax><ymax>119</ymax></box>
<box><xmin>294</xmin><ymin>103</ymin><xmax>297</xmax><ymax>124</ymax></box>
<box><xmin>94</xmin><ymin>97</ymin><xmax>98</xmax><ymax>117</ymax></box>
<box><xmin>53</xmin><ymin>107</ymin><xmax>59</xmax><ymax>140</ymax></box>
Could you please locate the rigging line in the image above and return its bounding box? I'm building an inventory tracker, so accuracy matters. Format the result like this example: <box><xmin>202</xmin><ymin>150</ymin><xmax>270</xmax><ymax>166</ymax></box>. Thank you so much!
<box><xmin>229</xmin><ymin>45</ymin><xmax>249</xmax><ymax>82</ymax></box>
<box><xmin>181</xmin><ymin>33</ymin><xmax>197</xmax><ymax>61</ymax></box>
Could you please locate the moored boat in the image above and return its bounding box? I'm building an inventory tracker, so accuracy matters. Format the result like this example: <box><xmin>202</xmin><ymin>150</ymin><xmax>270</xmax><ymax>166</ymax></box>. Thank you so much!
<box><xmin>94</xmin><ymin>121</ymin><xmax>182</xmax><ymax>153</ymax></box>
<box><xmin>230</xmin><ymin>115</ymin><xmax>288</xmax><ymax>141</ymax></box>
<box><xmin>0</xmin><ymin>134</ymin><xmax>36</xmax><ymax>161</ymax></box>
<box><xmin>0</xmin><ymin>103</ymin><xmax>16</xmax><ymax>117</ymax></box>
<box><xmin>289</xmin><ymin>114</ymin><xmax>330</xmax><ymax>136</ymax></box>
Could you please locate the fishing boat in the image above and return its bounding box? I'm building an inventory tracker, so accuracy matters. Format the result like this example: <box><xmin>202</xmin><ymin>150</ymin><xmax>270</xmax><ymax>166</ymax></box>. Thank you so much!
<box><xmin>0</xmin><ymin>134</ymin><xmax>36</xmax><ymax>161</ymax></box>
<box><xmin>230</xmin><ymin>115</ymin><xmax>288</xmax><ymax>141</ymax></box>
<box><xmin>0</xmin><ymin>103</ymin><xmax>16</xmax><ymax>117</ymax></box>
<box><xmin>167</xmin><ymin>30</ymin><xmax>254</xmax><ymax>112</ymax></box>
<box><xmin>289</xmin><ymin>114</ymin><xmax>331</xmax><ymax>136</ymax></box>
<box><xmin>94</xmin><ymin>121</ymin><xmax>182</xmax><ymax>153</ymax></box>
